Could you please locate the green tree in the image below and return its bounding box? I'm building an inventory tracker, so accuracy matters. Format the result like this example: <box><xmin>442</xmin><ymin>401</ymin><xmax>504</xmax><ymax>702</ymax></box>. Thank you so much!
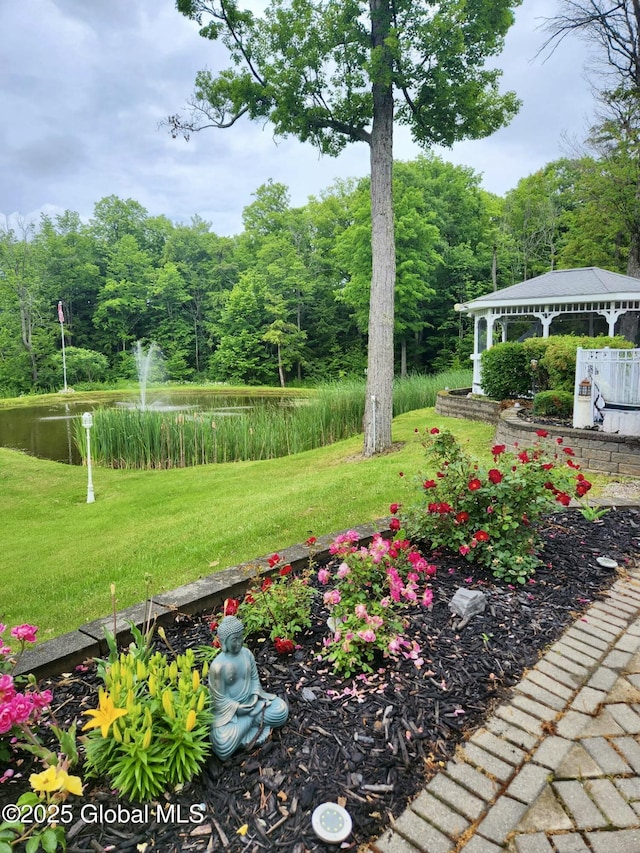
<box><xmin>171</xmin><ymin>0</ymin><xmax>521</xmax><ymax>454</ymax></box>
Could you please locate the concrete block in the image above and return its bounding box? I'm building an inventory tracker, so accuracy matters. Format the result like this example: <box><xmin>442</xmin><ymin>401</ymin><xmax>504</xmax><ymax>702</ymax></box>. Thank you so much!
<box><xmin>552</xmin><ymin>781</ymin><xmax>607</xmax><ymax>829</ymax></box>
<box><xmin>585</xmin><ymin>779</ymin><xmax>638</xmax><ymax>826</ymax></box>
<box><xmin>475</xmin><ymin>796</ymin><xmax>527</xmax><ymax>845</ymax></box>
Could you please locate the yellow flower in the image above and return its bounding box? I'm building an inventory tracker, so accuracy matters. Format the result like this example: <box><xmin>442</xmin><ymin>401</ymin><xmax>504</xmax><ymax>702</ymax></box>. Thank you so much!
<box><xmin>82</xmin><ymin>688</ymin><xmax>128</xmax><ymax>738</ymax></box>
<box><xmin>185</xmin><ymin>710</ymin><xmax>197</xmax><ymax>732</ymax></box>
<box><xmin>162</xmin><ymin>689</ymin><xmax>175</xmax><ymax>720</ymax></box>
<box><xmin>30</xmin><ymin>766</ymin><xmax>83</xmax><ymax>796</ymax></box>
<box><xmin>142</xmin><ymin>727</ymin><xmax>152</xmax><ymax>749</ymax></box>
<box><xmin>237</xmin><ymin>824</ymin><xmax>249</xmax><ymax>836</ymax></box>
<box><xmin>192</xmin><ymin>670</ymin><xmax>200</xmax><ymax>691</ymax></box>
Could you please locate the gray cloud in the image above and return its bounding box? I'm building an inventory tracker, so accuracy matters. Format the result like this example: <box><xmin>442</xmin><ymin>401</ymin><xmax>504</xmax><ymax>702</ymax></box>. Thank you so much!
<box><xmin>1</xmin><ymin>0</ymin><xmax>597</xmax><ymax>236</ymax></box>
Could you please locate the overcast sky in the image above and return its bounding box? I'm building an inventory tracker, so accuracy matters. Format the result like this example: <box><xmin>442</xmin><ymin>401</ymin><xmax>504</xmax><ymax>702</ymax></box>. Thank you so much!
<box><xmin>1</xmin><ymin>0</ymin><xmax>596</xmax><ymax>238</ymax></box>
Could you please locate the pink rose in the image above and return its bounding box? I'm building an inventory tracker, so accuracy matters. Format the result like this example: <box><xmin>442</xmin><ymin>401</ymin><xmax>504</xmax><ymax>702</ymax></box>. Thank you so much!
<box><xmin>10</xmin><ymin>624</ymin><xmax>38</xmax><ymax>644</ymax></box>
<box><xmin>8</xmin><ymin>693</ymin><xmax>33</xmax><ymax>725</ymax></box>
<box><xmin>0</xmin><ymin>675</ymin><xmax>15</xmax><ymax>704</ymax></box>
<box><xmin>317</xmin><ymin>568</ymin><xmax>330</xmax><ymax>584</ymax></box>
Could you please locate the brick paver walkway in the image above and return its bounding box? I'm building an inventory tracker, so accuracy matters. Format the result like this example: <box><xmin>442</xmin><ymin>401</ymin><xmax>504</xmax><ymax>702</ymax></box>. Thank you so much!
<box><xmin>368</xmin><ymin>561</ymin><xmax>640</xmax><ymax>853</ymax></box>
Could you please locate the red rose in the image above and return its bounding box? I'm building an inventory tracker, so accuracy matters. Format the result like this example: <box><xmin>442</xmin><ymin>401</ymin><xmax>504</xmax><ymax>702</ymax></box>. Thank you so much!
<box><xmin>563</xmin><ymin>447</ymin><xmax>575</xmax><ymax>456</ymax></box>
<box><xmin>423</xmin><ymin>480</ymin><xmax>437</xmax><ymax>489</ymax></box>
<box><xmin>279</xmin><ymin>564</ymin><xmax>292</xmax><ymax>577</ymax></box>
<box><xmin>518</xmin><ymin>451</ymin><xmax>530</xmax><ymax>463</ymax></box>
<box><xmin>536</xmin><ymin>429</ymin><xmax>549</xmax><ymax>438</ymax></box>
<box><xmin>468</xmin><ymin>478</ymin><xmax>482</xmax><ymax>491</ymax></box>
<box><xmin>390</xmin><ymin>503</ymin><xmax>400</xmax><ymax>514</ymax></box>
<box><xmin>474</xmin><ymin>530</ymin><xmax>490</xmax><ymax>542</ymax></box>
<box><xmin>491</xmin><ymin>444</ymin><xmax>506</xmax><ymax>456</ymax></box>
<box><xmin>274</xmin><ymin>637</ymin><xmax>295</xmax><ymax>655</ymax></box>
<box><xmin>305</xmin><ymin>536</ymin><xmax>317</xmax><ymax>547</ymax></box>
<box><xmin>488</xmin><ymin>469</ymin><xmax>502</xmax><ymax>484</ymax></box>
<box><xmin>389</xmin><ymin>518</ymin><xmax>401</xmax><ymax>531</ymax></box>
<box><xmin>268</xmin><ymin>553</ymin><xmax>281</xmax><ymax>567</ymax></box>
<box><xmin>261</xmin><ymin>577</ymin><xmax>273</xmax><ymax>591</ymax></box>
<box><xmin>223</xmin><ymin>598</ymin><xmax>239</xmax><ymax>616</ymax></box>
<box><xmin>556</xmin><ymin>492</ymin><xmax>571</xmax><ymax>506</ymax></box>
<box><xmin>556</xmin><ymin>437</ymin><xmax>563</xmax><ymax>445</ymax></box>
<box><xmin>455</xmin><ymin>511</ymin><xmax>470</xmax><ymax>524</ymax></box>
<box><xmin>430</xmin><ymin>427</ymin><xmax>440</xmax><ymax>434</ymax></box>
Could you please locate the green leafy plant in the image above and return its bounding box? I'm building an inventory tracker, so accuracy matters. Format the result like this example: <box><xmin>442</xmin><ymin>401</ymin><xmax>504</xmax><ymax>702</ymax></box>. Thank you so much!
<box><xmin>317</xmin><ymin>531</ymin><xmax>435</xmax><ymax>677</ymax></box>
<box><xmin>399</xmin><ymin>428</ymin><xmax>588</xmax><ymax>584</ymax></box>
<box><xmin>236</xmin><ymin>553</ymin><xmax>316</xmax><ymax>648</ymax></box>
<box><xmin>82</xmin><ymin>645</ymin><xmax>212</xmax><ymax>801</ymax></box>
<box><xmin>533</xmin><ymin>390</ymin><xmax>574</xmax><ymax>418</ymax></box>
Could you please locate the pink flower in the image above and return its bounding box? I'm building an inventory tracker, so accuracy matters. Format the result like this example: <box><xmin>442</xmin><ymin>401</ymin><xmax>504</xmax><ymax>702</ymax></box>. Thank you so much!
<box><xmin>0</xmin><ymin>675</ymin><xmax>16</xmax><ymax>704</ymax></box>
<box><xmin>337</xmin><ymin>562</ymin><xmax>351</xmax><ymax>579</ymax></box>
<box><xmin>317</xmin><ymin>568</ymin><xmax>330</xmax><ymax>584</ymax></box>
<box><xmin>422</xmin><ymin>589</ymin><xmax>434</xmax><ymax>608</ymax></box>
<box><xmin>459</xmin><ymin>545</ymin><xmax>471</xmax><ymax>556</ymax></box>
<box><xmin>368</xmin><ymin>615</ymin><xmax>384</xmax><ymax>628</ymax></box>
<box><xmin>355</xmin><ymin>604</ymin><xmax>368</xmax><ymax>619</ymax></box>
<box><xmin>425</xmin><ymin>563</ymin><xmax>437</xmax><ymax>576</ymax></box>
<box><xmin>380</xmin><ymin>597</ymin><xmax>390</xmax><ymax>608</ymax></box>
<box><xmin>31</xmin><ymin>690</ymin><xmax>52</xmax><ymax>710</ymax></box>
<box><xmin>10</xmin><ymin>624</ymin><xmax>37</xmax><ymax>644</ymax></box>
<box><xmin>0</xmin><ymin>706</ymin><xmax>13</xmax><ymax>735</ymax></box>
<box><xmin>0</xmin><ymin>624</ymin><xmax>5</xmax><ymax>635</ymax></box>
<box><xmin>357</xmin><ymin>629</ymin><xmax>376</xmax><ymax>642</ymax></box>
<box><xmin>8</xmin><ymin>693</ymin><xmax>33</xmax><ymax>725</ymax></box>
<box><xmin>323</xmin><ymin>589</ymin><xmax>341</xmax><ymax>606</ymax></box>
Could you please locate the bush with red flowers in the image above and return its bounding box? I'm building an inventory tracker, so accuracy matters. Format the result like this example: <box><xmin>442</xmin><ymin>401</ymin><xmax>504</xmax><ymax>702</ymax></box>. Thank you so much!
<box><xmin>399</xmin><ymin>428</ymin><xmax>590</xmax><ymax>584</ymax></box>
<box><xmin>235</xmin><ymin>554</ymin><xmax>316</xmax><ymax>649</ymax></box>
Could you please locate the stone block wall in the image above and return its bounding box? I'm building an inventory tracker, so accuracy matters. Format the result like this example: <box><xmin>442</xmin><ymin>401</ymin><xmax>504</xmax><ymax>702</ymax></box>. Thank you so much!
<box><xmin>495</xmin><ymin>407</ymin><xmax>640</xmax><ymax>477</ymax></box>
<box><xmin>435</xmin><ymin>389</ymin><xmax>501</xmax><ymax>424</ymax></box>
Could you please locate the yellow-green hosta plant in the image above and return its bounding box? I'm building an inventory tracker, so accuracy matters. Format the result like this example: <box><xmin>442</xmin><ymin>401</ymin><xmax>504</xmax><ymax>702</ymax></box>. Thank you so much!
<box><xmin>82</xmin><ymin>647</ymin><xmax>212</xmax><ymax>802</ymax></box>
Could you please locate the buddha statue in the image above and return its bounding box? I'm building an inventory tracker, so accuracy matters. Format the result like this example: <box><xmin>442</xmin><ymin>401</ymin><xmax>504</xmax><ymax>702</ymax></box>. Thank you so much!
<box><xmin>208</xmin><ymin>615</ymin><xmax>289</xmax><ymax>761</ymax></box>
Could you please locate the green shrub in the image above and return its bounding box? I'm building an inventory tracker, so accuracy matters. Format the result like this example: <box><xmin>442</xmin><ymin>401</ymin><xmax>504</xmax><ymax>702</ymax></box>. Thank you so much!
<box><xmin>400</xmin><ymin>427</ymin><xmax>588</xmax><ymax>584</ymax></box>
<box><xmin>541</xmin><ymin>335</ymin><xmax>633</xmax><ymax>392</ymax></box>
<box><xmin>480</xmin><ymin>343</ymin><xmax>532</xmax><ymax>399</ymax></box>
<box><xmin>533</xmin><ymin>390</ymin><xmax>574</xmax><ymax>418</ymax></box>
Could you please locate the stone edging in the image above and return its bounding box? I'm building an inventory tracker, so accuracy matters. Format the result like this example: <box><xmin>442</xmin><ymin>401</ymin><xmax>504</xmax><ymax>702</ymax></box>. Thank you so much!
<box><xmin>15</xmin><ymin>521</ymin><xmax>390</xmax><ymax>680</ymax></box>
<box><xmin>496</xmin><ymin>406</ymin><xmax>640</xmax><ymax>478</ymax></box>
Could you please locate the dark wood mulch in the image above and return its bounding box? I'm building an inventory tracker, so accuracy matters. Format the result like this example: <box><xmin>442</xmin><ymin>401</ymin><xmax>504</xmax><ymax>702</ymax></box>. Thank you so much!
<box><xmin>2</xmin><ymin>509</ymin><xmax>639</xmax><ymax>853</ymax></box>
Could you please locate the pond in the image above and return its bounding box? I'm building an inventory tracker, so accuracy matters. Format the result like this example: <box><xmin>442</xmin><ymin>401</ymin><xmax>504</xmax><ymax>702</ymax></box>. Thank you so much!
<box><xmin>0</xmin><ymin>390</ymin><xmax>298</xmax><ymax>465</ymax></box>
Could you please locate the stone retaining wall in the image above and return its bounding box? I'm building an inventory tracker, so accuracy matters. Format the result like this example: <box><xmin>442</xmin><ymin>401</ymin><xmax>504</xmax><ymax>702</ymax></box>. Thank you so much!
<box><xmin>435</xmin><ymin>389</ymin><xmax>501</xmax><ymax>424</ymax></box>
<box><xmin>496</xmin><ymin>406</ymin><xmax>640</xmax><ymax>477</ymax></box>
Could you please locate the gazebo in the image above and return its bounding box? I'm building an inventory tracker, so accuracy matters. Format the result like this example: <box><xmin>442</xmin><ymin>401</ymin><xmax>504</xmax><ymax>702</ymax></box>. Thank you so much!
<box><xmin>455</xmin><ymin>267</ymin><xmax>640</xmax><ymax>394</ymax></box>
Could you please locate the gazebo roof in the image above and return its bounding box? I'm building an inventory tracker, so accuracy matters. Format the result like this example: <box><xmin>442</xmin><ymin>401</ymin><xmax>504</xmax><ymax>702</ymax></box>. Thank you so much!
<box><xmin>459</xmin><ymin>267</ymin><xmax>640</xmax><ymax>313</ymax></box>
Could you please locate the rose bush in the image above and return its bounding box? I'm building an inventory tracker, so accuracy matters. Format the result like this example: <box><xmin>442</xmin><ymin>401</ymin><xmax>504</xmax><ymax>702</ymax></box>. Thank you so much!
<box><xmin>318</xmin><ymin>531</ymin><xmax>435</xmax><ymax>676</ymax></box>
<box><xmin>399</xmin><ymin>428</ymin><xmax>591</xmax><ymax>584</ymax></box>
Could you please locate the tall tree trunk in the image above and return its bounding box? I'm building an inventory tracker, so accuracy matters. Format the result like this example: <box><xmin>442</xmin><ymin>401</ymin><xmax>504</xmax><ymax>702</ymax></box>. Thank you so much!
<box><xmin>277</xmin><ymin>343</ymin><xmax>286</xmax><ymax>388</ymax></box>
<box><xmin>363</xmin><ymin>0</ymin><xmax>395</xmax><ymax>457</ymax></box>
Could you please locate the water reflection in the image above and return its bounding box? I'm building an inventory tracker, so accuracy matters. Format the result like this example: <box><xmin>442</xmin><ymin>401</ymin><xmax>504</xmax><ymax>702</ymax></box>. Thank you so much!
<box><xmin>0</xmin><ymin>391</ymin><xmax>295</xmax><ymax>465</ymax></box>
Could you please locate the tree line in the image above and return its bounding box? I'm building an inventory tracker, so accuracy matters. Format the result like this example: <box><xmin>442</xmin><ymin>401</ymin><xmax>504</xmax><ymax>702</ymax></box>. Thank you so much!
<box><xmin>0</xmin><ymin>148</ymin><xmax>637</xmax><ymax>398</ymax></box>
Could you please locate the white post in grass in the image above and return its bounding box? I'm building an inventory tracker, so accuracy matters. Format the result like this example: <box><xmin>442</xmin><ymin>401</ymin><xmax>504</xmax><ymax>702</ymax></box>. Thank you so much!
<box><xmin>82</xmin><ymin>412</ymin><xmax>95</xmax><ymax>504</ymax></box>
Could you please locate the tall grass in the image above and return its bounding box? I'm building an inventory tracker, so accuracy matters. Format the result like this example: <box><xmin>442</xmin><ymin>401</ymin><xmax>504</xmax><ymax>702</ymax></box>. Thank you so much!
<box><xmin>75</xmin><ymin>370</ymin><xmax>472</xmax><ymax>468</ymax></box>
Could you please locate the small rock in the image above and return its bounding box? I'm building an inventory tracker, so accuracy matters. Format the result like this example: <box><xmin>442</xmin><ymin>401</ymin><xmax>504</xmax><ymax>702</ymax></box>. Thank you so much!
<box><xmin>449</xmin><ymin>588</ymin><xmax>487</xmax><ymax>619</ymax></box>
<box><xmin>301</xmin><ymin>687</ymin><xmax>317</xmax><ymax>703</ymax></box>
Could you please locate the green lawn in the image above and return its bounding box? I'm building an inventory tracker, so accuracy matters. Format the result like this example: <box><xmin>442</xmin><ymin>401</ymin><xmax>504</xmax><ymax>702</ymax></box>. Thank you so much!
<box><xmin>1</xmin><ymin>405</ymin><xmax>613</xmax><ymax>643</ymax></box>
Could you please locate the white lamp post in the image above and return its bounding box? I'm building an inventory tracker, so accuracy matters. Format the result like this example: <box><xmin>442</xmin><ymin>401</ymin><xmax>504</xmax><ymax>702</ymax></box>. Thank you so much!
<box><xmin>82</xmin><ymin>412</ymin><xmax>95</xmax><ymax>504</ymax></box>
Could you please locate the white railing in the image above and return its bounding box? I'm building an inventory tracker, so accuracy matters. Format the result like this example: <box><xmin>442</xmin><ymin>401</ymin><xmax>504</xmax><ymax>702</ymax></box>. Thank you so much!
<box><xmin>574</xmin><ymin>347</ymin><xmax>640</xmax><ymax>433</ymax></box>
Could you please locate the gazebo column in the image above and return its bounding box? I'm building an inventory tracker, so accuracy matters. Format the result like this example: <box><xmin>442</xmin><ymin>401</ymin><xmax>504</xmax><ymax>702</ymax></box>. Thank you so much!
<box><xmin>501</xmin><ymin>319</ymin><xmax>508</xmax><ymax>343</ymax></box>
<box><xmin>471</xmin><ymin>314</ymin><xmax>482</xmax><ymax>394</ymax></box>
<box><xmin>533</xmin><ymin>310</ymin><xmax>560</xmax><ymax>337</ymax></box>
<box><xmin>597</xmin><ymin>305</ymin><xmax>627</xmax><ymax>337</ymax></box>
<box><xmin>486</xmin><ymin>313</ymin><xmax>496</xmax><ymax>350</ymax></box>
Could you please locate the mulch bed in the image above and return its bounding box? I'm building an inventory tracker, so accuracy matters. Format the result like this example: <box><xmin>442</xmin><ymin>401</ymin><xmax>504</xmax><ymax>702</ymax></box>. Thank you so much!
<box><xmin>2</xmin><ymin>509</ymin><xmax>640</xmax><ymax>853</ymax></box>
